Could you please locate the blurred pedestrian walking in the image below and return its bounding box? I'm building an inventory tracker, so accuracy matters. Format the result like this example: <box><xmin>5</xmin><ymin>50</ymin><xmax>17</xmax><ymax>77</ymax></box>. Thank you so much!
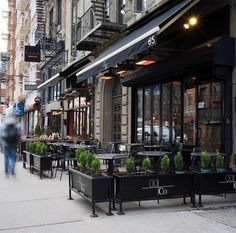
<box><xmin>0</xmin><ymin>113</ymin><xmax>21</xmax><ymax>177</ymax></box>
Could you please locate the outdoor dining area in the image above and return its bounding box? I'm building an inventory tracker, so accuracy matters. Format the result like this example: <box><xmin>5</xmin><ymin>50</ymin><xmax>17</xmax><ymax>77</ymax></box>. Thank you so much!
<box><xmin>19</xmin><ymin>138</ymin><xmax>236</xmax><ymax>217</ymax></box>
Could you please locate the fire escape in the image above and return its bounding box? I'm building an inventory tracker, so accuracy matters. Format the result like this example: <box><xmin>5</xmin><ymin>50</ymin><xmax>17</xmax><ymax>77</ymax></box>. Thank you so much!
<box><xmin>36</xmin><ymin>0</ymin><xmax>67</xmax><ymax>72</ymax></box>
<box><xmin>72</xmin><ymin>0</ymin><xmax>127</xmax><ymax>56</ymax></box>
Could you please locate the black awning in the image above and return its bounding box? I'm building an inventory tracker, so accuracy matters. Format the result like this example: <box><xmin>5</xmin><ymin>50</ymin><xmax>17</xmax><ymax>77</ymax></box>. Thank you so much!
<box><xmin>38</xmin><ymin>56</ymin><xmax>91</xmax><ymax>90</ymax></box>
<box><xmin>121</xmin><ymin>37</ymin><xmax>235</xmax><ymax>87</ymax></box>
<box><xmin>60</xmin><ymin>55</ymin><xmax>91</xmax><ymax>79</ymax></box>
<box><xmin>76</xmin><ymin>0</ymin><xmax>198</xmax><ymax>83</ymax></box>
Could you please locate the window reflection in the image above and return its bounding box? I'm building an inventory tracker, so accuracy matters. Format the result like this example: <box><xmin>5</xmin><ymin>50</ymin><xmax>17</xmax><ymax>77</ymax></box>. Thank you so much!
<box><xmin>172</xmin><ymin>82</ymin><xmax>181</xmax><ymax>143</ymax></box>
<box><xmin>198</xmin><ymin>81</ymin><xmax>222</xmax><ymax>150</ymax></box>
<box><xmin>184</xmin><ymin>79</ymin><xmax>196</xmax><ymax>145</ymax></box>
<box><xmin>136</xmin><ymin>88</ymin><xmax>143</xmax><ymax>142</ymax></box>
<box><xmin>162</xmin><ymin>83</ymin><xmax>170</xmax><ymax>143</ymax></box>
<box><xmin>144</xmin><ymin>87</ymin><xmax>151</xmax><ymax>143</ymax></box>
<box><xmin>153</xmin><ymin>85</ymin><xmax>160</xmax><ymax>143</ymax></box>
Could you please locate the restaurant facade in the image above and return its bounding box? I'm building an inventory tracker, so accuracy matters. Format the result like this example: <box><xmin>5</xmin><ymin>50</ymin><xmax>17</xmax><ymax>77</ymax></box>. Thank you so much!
<box><xmin>70</xmin><ymin>0</ymin><xmax>236</xmax><ymax>163</ymax></box>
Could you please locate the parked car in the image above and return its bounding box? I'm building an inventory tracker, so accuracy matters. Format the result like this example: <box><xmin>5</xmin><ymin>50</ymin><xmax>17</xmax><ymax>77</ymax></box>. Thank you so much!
<box><xmin>137</xmin><ymin>126</ymin><xmax>175</xmax><ymax>142</ymax></box>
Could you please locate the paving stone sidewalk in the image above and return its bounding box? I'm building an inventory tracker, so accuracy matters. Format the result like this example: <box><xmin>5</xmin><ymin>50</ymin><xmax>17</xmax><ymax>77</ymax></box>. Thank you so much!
<box><xmin>0</xmin><ymin>154</ymin><xmax>236</xmax><ymax>233</ymax></box>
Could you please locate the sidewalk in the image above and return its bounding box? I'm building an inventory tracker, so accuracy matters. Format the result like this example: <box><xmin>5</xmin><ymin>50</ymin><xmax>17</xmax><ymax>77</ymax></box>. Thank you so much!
<box><xmin>0</xmin><ymin>154</ymin><xmax>236</xmax><ymax>233</ymax></box>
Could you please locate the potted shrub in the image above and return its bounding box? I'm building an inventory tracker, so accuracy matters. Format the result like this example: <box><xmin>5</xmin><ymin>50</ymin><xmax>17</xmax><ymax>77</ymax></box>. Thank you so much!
<box><xmin>216</xmin><ymin>150</ymin><xmax>225</xmax><ymax>172</ymax></box>
<box><xmin>174</xmin><ymin>151</ymin><xmax>184</xmax><ymax>174</ymax></box>
<box><xmin>91</xmin><ymin>158</ymin><xmax>101</xmax><ymax>176</ymax></box>
<box><xmin>86</xmin><ymin>152</ymin><xmax>95</xmax><ymax>171</ymax></box>
<box><xmin>142</xmin><ymin>157</ymin><xmax>151</xmax><ymax>174</ymax></box>
<box><xmin>79</xmin><ymin>150</ymin><xmax>88</xmax><ymax>172</ymax></box>
<box><xmin>34</xmin><ymin>124</ymin><xmax>42</xmax><ymax>136</ymax></box>
<box><xmin>232</xmin><ymin>152</ymin><xmax>236</xmax><ymax>172</ymax></box>
<box><xmin>160</xmin><ymin>154</ymin><xmax>170</xmax><ymax>174</ymax></box>
<box><xmin>39</xmin><ymin>143</ymin><xmax>47</xmax><ymax>156</ymax></box>
<box><xmin>125</xmin><ymin>157</ymin><xmax>135</xmax><ymax>174</ymax></box>
<box><xmin>201</xmin><ymin>151</ymin><xmax>211</xmax><ymax>173</ymax></box>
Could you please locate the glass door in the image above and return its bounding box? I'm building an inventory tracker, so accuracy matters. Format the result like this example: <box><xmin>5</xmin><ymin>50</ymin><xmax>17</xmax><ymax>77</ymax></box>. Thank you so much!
<box><xmin>197</xmin><ymin>81</ymin><xmax>222</xmax><ymax>150</ymax></box>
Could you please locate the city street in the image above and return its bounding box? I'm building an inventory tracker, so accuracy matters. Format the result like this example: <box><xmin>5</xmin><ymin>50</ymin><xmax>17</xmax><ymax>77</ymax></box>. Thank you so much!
<box><xmin>0</xmin><ymin>155</ymin><xmax>236</xmax><ymax>233</ymax></box>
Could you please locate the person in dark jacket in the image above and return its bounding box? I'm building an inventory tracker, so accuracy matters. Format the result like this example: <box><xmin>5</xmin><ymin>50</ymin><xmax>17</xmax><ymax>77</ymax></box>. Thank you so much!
<box><xmin>0</xmin><ymin>114</ymin><xmax>21</xmax><ymax>177</ymax></box>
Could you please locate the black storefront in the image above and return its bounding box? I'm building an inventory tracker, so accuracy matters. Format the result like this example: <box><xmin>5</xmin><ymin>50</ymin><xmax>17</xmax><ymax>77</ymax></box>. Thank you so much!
<box><xmin>121</xmin><ymin>3</ymin><xmax>235</xmax><ymax>165</ymax></box>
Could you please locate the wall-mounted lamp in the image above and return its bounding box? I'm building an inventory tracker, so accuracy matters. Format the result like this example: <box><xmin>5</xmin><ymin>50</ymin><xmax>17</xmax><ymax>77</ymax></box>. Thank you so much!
<box><xmin>115</xmin><ymin>64</ymin><xmax>137</xmax><ymax>75</ymax></box>
<box><xmin>98</xmin><ymin>69</ymin><xmax>118</xmax><ymax>80</ymax></box>
<box><xmin>135</xmin><ymin>54</ymin><xmax>158</xmax><ymax>66</ymax></box>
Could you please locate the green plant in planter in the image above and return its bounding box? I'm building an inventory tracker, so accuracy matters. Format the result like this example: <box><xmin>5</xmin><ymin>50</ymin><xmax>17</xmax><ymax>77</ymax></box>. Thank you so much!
<box><xmin>232</xmin><ymin>152</ymin><xmax>236</xmax><ymax>172</ymax></box>
<box><xmin>35</xmin><ymin>142</ymin><xmax>41</xmax><ymax>155</ymax></box>
<box><xmin>26</xmin><ymin>141</ymin><xmax>32</xmax><ymax>152</ymax></box>
<box><xmin>31</xmin><ymin>142</ymin><xmax>37</xmax><ymax>154</ymax></box>
<box><xmin>174</xmin><ymin>151</ymin><xmax>184</xmax><ymax>173</ymax></box>
<box><xmin>142</xmin><ymin>157</ymin><xmax>151</xmax><ymax>174</ymax></box>
<box><xmin>160</xmin><ymin>154</ymin><xmax>170</xmax><ymax>174</ymax></box>
<box><xmin>216</xmin><ymin>150</ymin><xmax>225</xmax><ymax>172</ymax></box>
<box><xmin>91</xmin><ymin>158</ymin><xmax>101</xmax><ymax>176</ymax></box>
<box><xmin>201</xmin><ymin>151</ymin><xmax>211</xmax><ymax>173</ymax></box>
<box><xmin>75</xmin><ymin>146</ymin><xmax>86</xmax><ymax>163</ymax></box>
<box><xmin>79</xmin><ymin>151</ymin><xmax>88</xmax><ymax>171</ymax></box>
<box><xmin>86</xmin><ymin>152</ymin><xmax>95</xmax><ymax>169</ymax></box>
<box><xmin>39</xmin><ymin>143</ymin><xmax>47</xmax><ymax>156</ymax></box>
<box><xmin>125</xmin><ymin>157</ymin><xmax>135</xmax><ymax>174</ymax></box>
<box><xmin>34</xmin><ymin>124</ymin><xmax>42</xmax><ymax>136</ymax></box>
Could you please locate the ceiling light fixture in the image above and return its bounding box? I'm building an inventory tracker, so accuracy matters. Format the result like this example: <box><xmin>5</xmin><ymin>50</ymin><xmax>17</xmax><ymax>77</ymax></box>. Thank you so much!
<box><xmin>135</xmin><ymin>54</ymin><xmax>158</xmax><ymax>66</ymax></box>
<box><xmin>183</xmin><ymin>23</ymin><xmax>190</xmax><ymax>29</ymax></box>
<box><xmin>189</xmin><ymin>17</ymin><xmax>198</xmax><ymax>26</ymax></box>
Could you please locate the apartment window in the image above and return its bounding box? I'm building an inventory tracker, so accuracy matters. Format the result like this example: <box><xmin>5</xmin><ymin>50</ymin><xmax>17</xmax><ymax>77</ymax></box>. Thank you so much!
<box><xmin>57</xmin><ymin>0</ymin><xmax>62</xmax><ymax>29</ymax></box>
<box><xmin>49</xmin><ymin>8</ymin><xmax>54</xmax><ymax>37</ymax></box>
<box><xmin>105</xmin><ymin>0</ymin><xmax>110</xmax><ymax>18</ymax></box>
<box><xmin>137</xmin><ymin>0</ymin><xmax>146</xmax><ymax>12</ymax></box>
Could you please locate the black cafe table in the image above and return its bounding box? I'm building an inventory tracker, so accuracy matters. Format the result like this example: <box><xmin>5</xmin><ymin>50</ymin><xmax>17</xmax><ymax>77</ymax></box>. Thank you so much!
<box><xmin>144</xmin><ymin>144</ymin><xmax>169</xmax><ymax>151</ymax></box>
<box><xmin>96</xmin><ymin>153</ymin><xmax>125</xmax><ymax>176</ymax></box>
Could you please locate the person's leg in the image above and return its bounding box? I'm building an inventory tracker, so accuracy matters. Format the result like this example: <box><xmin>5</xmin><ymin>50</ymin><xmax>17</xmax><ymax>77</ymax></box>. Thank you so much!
<box><xmin>9</xmin><ymin>147</ymin><xmax>17</xmax><ymax>175</ymax></box>
<box><xmin>3</xmin><ymin>147</ymin><xmax>10</xmax><ymax>175</ymax></box>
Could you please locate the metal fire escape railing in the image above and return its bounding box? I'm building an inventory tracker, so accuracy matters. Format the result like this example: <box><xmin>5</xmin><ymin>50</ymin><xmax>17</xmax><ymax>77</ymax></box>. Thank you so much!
<box><xmin>72</xmin><ymin>0</ymin><xmax>127</xmax><ymax>53</ymax></box>
<box><xmin>35</xmin><ymin>0</ymin><xmax>67</xmax><ymax>70</ymax></box>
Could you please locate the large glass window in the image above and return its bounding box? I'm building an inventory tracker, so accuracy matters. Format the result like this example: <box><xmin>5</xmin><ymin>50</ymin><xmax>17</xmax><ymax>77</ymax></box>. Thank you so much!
<box><xmin>57</xmin><ymin>0</ymin><xmax>62</xmax><ymax>27</ymax></box>
<box><xmin>153</xmin><ymin>85</ymin><xmax>160</xmax><ymax>143</ymax></box>
<box><xmin>136</xmin><ymin>88</ymin><xmax>143</xmax><ymax>142</ymax></box>
<box><xmin>144</xmin><ymin>87</ymin><xmax>151</xmax><ymax>143</ymax></box>
<box><xmin>172</xmin><ymin>81</ymin><xmax>181</xmax><ymax>143</ymax></box>
<box><xmin>198</xmin><ymin>81</ymin><xmax>222</xmax><ymax>150</ymax></box>
<box><xmin>134</xmin><ymin>77</ymin><xmax>222</xmax><ymax>149</ymax></box>
<box><xmin>162</xmin><ymin>83</ymin><xmax>171</xmax><ymax>143</ymax></box>
<box><xmin>184</xmin><ymin>79</ymin><xmax>196</xmax><ymax>145</ymax></box>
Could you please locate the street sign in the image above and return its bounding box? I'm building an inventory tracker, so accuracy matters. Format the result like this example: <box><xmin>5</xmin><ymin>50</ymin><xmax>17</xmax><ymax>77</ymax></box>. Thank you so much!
<box><xmin>24</xmin><ymin>45</ymin><xmax>41</xmax><ymax>62</ymax></box>
<box><xmin>25</xmin><ymin>84</ymin><xmax>38</xmax><ymax>90</ymax></box>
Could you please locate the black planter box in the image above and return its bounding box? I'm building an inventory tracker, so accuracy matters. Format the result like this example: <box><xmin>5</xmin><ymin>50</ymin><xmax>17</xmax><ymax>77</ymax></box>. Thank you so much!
<box><xmin>69</xmin><ymin>168</ymin><xmax>112</xmax><ymax>217</ymax></box>
<box><xmin>193</xmin><ymin>171</ymin><xmax>236</xmax><ymax>206</ymax></box>
<box><xmin>22</xmin><ymin>150</ymin><xmax>33</xmax><ymax>171</ymax></box>
<box><xmin>114</xmin><ymin>172</ymin><xmax>193</xmax><ymax>214</ymax></box>
<box><xmin>31</xmin><ymin>154</ymin><xmax>52</xmax><ymax>179</ymax></box>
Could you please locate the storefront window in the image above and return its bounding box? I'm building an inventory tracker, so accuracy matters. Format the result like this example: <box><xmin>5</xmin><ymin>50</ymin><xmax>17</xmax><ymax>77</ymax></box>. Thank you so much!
<box><xmin>144</xmin><ymin>87</ymin><xmax>151</xmax><ymax>143</ymax></box>
<box><xmin>153</xmin><ymin>85</ymin><xmax>160</xmax><ymax>143</ymax></box>
<box><xmin>198</xmin><ymin>81</ymin><xmax>222</xmax><ymax>150</ymax></box>
<box><xmin>162</xmin><ymin>83</ymin><xmax>171</xmax><ymax>143</ymax></box>
<box><xmin>184</xmin><ymin>79</ymin><xmax>196</xmax><ymax>145</ymax></box>
<box><xmin>172</xmin><ymin>81</ymin><xmax>181</xmax><ymax>143</ymax></box>
<box><xmin>136</xmin><ymin>88</ymin><xmax>143</xmax><ymax>142</ymax></box>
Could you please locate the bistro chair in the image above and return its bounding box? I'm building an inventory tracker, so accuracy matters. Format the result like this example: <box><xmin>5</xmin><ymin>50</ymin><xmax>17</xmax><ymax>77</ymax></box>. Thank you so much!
<box><xmin>190</xmin><ymin>147</ymin><xmax>202</xmax><ymax>169</ymax></box>
<box><xmin>113</xmin><ymin>144</ymin><xmax>128</xmax><ymax>170</ymax></box>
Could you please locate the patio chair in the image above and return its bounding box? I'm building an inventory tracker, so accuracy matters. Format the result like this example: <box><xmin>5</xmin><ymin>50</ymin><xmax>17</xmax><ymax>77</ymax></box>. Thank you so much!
<box><xmin>190</xmin><ymin>147</ymin><xmax>202</xmax><ymax>169</ymax></box>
